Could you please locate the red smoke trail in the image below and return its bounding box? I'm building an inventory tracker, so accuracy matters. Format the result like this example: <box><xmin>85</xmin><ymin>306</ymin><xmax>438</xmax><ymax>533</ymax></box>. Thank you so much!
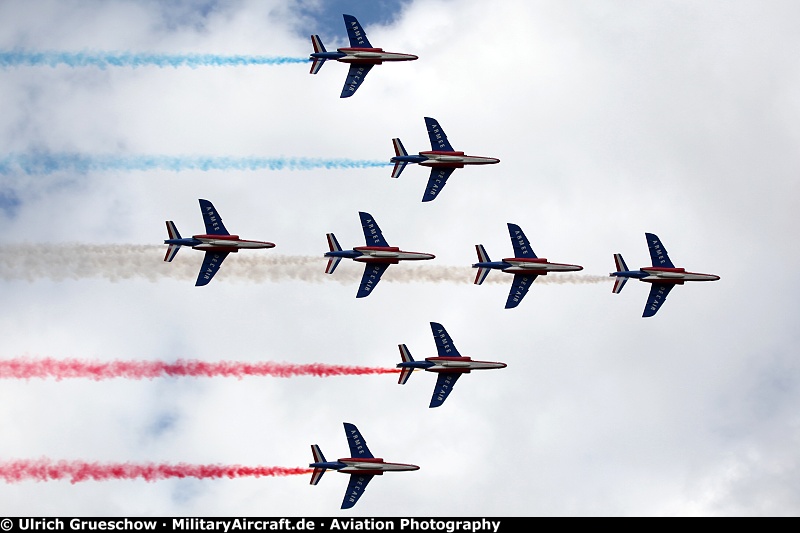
<box><xmin>0</xmin><ymin>357</ymin><xmax>400</xmax><ymax>380</ymax></box>
<box><xmin>0</xmin><ymin>459</ymin><xmax>311</xmax><ymax>484</ymax></box>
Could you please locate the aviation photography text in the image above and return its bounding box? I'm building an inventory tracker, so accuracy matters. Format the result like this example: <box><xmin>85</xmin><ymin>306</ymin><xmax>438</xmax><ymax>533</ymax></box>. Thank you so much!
<box><xmin>6</xmin><ymin>518</ymin><xmax>505</xmax><ymax>533</ymax></box>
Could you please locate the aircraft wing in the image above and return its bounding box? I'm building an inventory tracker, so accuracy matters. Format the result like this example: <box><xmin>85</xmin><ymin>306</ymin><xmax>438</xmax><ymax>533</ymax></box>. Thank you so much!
<box><xmin>195</xmin><ymin>251</ymin><xmax>229</xmax><ymax>286</ymax></box>
<box><xmin>356</xmin><ymin>263</ymin><xmax>390</xmax><ymax>298</ymax></box>
<box><xmin>429</xmin><ymin>322</ymin><xmax>462</xmax><ymax>357</ymax></box>
<box><xmin>424</xmin><ymin>117</ymin><xmax>454</xmax><ymax>151</ymax></box>
<box><xmin>645</xmin><ymin>233</ymin><xmax>675</xmax><ymax>268</ymax></box>
<box><xmin>507</xmin><ymin>223</ymin><xmax>537</xmax><ymax>258</ymax></box>
<box><xmin>430</xmin><ymin>373</ymin><xmax>461</xmax><ymax>408</ymax></box>
<box><xmin>642</xmin><ymin>283</ymin><xmax>674</xmax><ymax>317</ymax></box>
<box><xmin>343</xmin><ymin>14</ymin><xmax>373</xmax><ymax>48</ymax></box>
<box><xmin>198</xmin><ymin>199</ymin><xmax>230</xmax><ymax>236</ymax></box>
<box><xmin>343</xmin><ymin>422</ymin><xmax>374</xmax><ymax>459</ymax></box>
<box><xmin>422</xmin><ymin>168</ymin><xmax>455</xmax><ymax>202</ymax></box>
<box><xmin>505</xmin><ymin>274</ymin><xmax>537</xmax><ymax>309</ymax></box>
<box><xmin>340</xmin><ymin>64</ymin><xmax>373</xmax><ymax>98</ymax></box>
<box><xmin>359</xmin><ymin>212</ymin><xmax>389</xmax><ymax>247</ymax></box>
<box><xmin>341</xmin><ymin>473</ymin><xmax>374</xmax><ymax>509</ymax></box>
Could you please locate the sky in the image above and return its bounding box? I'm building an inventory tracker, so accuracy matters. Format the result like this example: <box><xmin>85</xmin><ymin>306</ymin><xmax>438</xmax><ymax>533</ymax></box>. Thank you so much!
<box><xmin>1</xmin><ymin>0</ymin><xmax>799</xmax><ymax>518</ymax></box>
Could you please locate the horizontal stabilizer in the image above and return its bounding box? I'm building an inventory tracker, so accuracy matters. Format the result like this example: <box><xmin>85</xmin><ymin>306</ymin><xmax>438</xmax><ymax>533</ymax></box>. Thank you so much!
<box><xmin>474</xmin><ymin>267</ymin><xmax>491</xmax><ymax>285</ymax></box>
<box><xmin>613</xmin><ymin>253</ymin><xmax>629</xmax><ymax>273</ymax></box>
<box><xmin>397</xmin><ymin>343</ymin><xmax>415</xmax><ymax>384</ymax></box>
<box><xmin>326</xmin><ymin>233</ymin><xmax>342</xmax><ymax>252</ymax></box>
<box><xmin>164</xmin><ymin>244</ymin><xmax>181</xmax><ymax>263</ymax></box>
<box><xmin>392</xmin><ymin>138</ymin><xmax>408</xmax><ymax>157</ymax></box>
<box><xmin>325</xmin><ymin>257</ymin><xmax>342</xmax><ymax>275</ymax></box>
<box><xmin>612</xmin><ymin>276</ymin><xmax>628</xmax><ymax>294</ymax></box>
<box><xmin>391</xmin><ymin>160</ymin><xmax>407</xmax><ymax>179</ymax></box>
<box><xmin>165</xmin><ymin>221</ymin><xmax>181</xmax><ymax>240</ymax></box>
<box><xmin>309</xmin><ymin>444</ymin><xmax>326</xmax><ymax>485</ymax></box>
<box><xmin>310</xmin><ymin>57</ymin><xmax>325</xmax><ymax>74</ymax></box>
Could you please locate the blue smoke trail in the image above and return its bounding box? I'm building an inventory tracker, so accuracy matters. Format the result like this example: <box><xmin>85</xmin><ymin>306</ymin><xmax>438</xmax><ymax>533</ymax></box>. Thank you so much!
<box><xmin>0</xmin><ymin>51</ymin><xmax>308</xmax><ymax>69</ymax></box>
<box><xmin>0</xmin><ymin>153</ymin><xmax>391</xmax><ymax>175</ymax></box>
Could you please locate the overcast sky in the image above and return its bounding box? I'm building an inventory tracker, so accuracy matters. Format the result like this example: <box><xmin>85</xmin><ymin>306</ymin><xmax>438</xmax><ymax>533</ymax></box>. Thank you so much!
<box><xmin>1</xmin><ymin>0</ymin><xmax>799</xmax><ymax>517</ymax></box>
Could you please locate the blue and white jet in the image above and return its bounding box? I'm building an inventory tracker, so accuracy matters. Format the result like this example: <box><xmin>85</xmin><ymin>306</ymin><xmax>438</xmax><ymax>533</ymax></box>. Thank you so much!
<box><xmin>390</xmin><ymin>117</ymin><xmax>500</xmax><ymax>202</ymax></box>
<box><xmin>472</xmin><ymin>223</ymin><xmax>583</xmax><ymax>309</ymax></box>
<box><xmin>309</xmin><ymin>422</ymin><xmax>419</xmax><ymax>509</ymax></box>
<box><xmin>610</xmin><ymin>232</ymin><xmax>720</xmax><ymax>317</ymax></box>
<box><xmin>163</xmin><ymin>199</ymin><xmax>275</xmax><ymax>286</ymax></box>
<box><xmin>397</xmin><ymin>322</ymin><xmax>507</xmax><ymax>408</ymax></box>
<box><xmin>309</xmin><ymin>14</ymin><xmax>418</xmax><ymax>98</ymax></box>
<box><xmin>324</xmin><ymin>212</ymin><xmax>435</xmax><ymax>298</ymax></box>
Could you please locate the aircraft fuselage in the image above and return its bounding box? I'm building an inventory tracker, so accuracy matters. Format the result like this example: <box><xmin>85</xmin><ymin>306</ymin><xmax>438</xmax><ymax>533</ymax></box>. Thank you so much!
<box><xmin>164</xmin><ymin>234</ymin><xmax>275</xmax><ymax>253</ymax></box>
<box><xmin>351</xmin><ymin>246</ymin><xmax>435</xmax><ymax>263</ymax></box>
<box><xmin>191</xmin><ymin>234</ymin><xmax>275</xmax><ymax>252</ymax></box>
<box><xmin>336</xmin><ymin>48</ymin><xmax>418</xmax><ymax>63</ymax></box>
<box><xmin>424</xmin><ymin>356</ymin><xmax>507</xmax><ymax>372</ymax></box>
<box><xmin>499</xmin><ymin>257</ymin><xmax>583</xmax><ymax>274</ymax></box>
<box><xmin>615</xmin><ymin>267</ymin><xmax>720</xmax><ymax>284</ymax></box>
<box><xmin>337</xmin><ymin>458</ymin><xmax>420</xmax><ymax>474</ymax></box>
<box><xmin>417</xmin><ymin>151</ymin><xmax>500</xmax><ymax>167</ymax></box>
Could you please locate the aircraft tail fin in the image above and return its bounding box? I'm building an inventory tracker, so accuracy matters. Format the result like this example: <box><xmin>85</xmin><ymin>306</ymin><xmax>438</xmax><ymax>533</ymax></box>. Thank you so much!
<box><xmin>473</xmin><ymin>244</ymin><xmax>492</xmax><ymax>285</ymax></box>
<box><xmin>325</xmin><ymin>233</ymin><xmax>343</xmax><ymax>274</ymax></box>
<box><xmin>309</xmin><ymin>444</ymin><xmax>327</xmax><ymax>485</ymax></box>
<box><xmin>611</xmin><ymin>253</ymin><xmax>629</xmax><ymax>294</ymax></box>
<box><xmin>613</xmin><ymin>253</ymin><xmax>629</xmax><ymax>272</ymax></box>
<box><xmin>164</xmin><ymin>221</ymin><xmax>182</xmax><ymax>262</ymax></box>
<box><xmin>309</xmin><ymin>35</ymin><xmax>327</xmax><ymax>74</ymax></box>
<box><xmin>391</xmin><ymin>138</ymin><xmax>408</xmax><ymax>178</ymax></box>
<box><xmin>397</xmin><ymin>344</ymin><xmax>415</xmax><ymax>385</ymax></box>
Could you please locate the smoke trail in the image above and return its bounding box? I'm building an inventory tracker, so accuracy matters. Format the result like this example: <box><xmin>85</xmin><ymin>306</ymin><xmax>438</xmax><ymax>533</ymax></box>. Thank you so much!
<box><xmin>0</xmin><ymin>244</ymin><xmax>610</xmax><ymax>285</ymax></box>
<box><xmin>0</xmin><ymin>357</ymin><xmax>398</xmax><ymax>380</ymax></box>
<box><xmin>0</xmin><ymin>458</ymin><xmax>310</xmax><ymax>484</ymax></box>
<box><xmin>0</xmin><ymin>153</ymin><xmax>390</xmax><ymax>175</ymax></box>
<box><xmin>0</xmin><ymin>51</ymin><xmax>308</xmax><ymax>69</ymax></box>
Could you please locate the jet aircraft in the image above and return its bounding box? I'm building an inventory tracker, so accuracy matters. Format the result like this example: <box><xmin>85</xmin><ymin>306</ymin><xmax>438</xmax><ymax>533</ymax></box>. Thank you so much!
<box><xmin>472</xmin><ymin>223</ymin><xmax>583</xmax><ymax>309</ymax></box>
<box><xmin>309</xmin><ymin>14</ymin><xmax>418</xmax><ymax>98</ymax></box>
<box><xmin>391</xmin><ymin>117</ymin><xmax>500</xmax><ymax>202</ymax></box>
<box><xmin>163</xmin><ymin>199</ymin><xmax>275</xmax><ymax>286</ymax></box>
<box><xmin>610</xmin><ymin>232</ymin><xmax>720</xmax><ymax>317</ymax></box>
<box><xmin>309</xmin><ymin>422</ymin><xmax>419</xmax><ymax>509</ymax></box>
<box><xmin>324</xmin><ymin>212</ymin><xmax>435</xmax><ymax>298</ymax></box>
<box><xmin>397</xmin><ymin>322</ymin><xmax>507</xmax><ymax>408</ymax></box>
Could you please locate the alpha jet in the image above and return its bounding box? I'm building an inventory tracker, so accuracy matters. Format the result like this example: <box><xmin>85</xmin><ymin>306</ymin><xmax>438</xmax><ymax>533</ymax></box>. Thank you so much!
<box><xmin>163</xmin><ymin>199</ymin><xmax>275</xmax><ymax>286</ymax></box>
<box><xmin>610</xmin><ymin>232</ymin><xmax>720</xmax><ymax>317</ymax></box>
<box><xmin>324</xmin><ymin>211</ymin><xmax>435</xmax><ymax>298</ymax></box>
<box><xmin>397</xmin><ymin>322</ymin><xmax>507</xmax><ymax>408</ymax></box>
<box><xmin>472</xmin><ymin>223</ymin><xmax>583</xmax><ymax>309</ymax></box>
<box><xmin>391</xmin><ymin>116</ymin><xmax>500</xmax><ymax>202</ymax></box>
<box><xmin>309</xmin><ymin>422</ymin><xmax>419</xmax><ymax>509</ymax></box>
<box><xmin>309</xmin><ymin>14</ymin><xmax>418</xmax><ymax>98</ymax></box>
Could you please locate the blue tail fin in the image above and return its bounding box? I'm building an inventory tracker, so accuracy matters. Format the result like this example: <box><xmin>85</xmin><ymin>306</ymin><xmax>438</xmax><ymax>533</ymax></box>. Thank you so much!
<box><xmin>397</xmin><ymin>344</ymin><xmax>415</xmax><ymax>385</ymax></box>
<box><xmin>309</xmin><ymin>35</ymin><xmax>326</xmax><ymax>74</ymax></box>
<box><xmin>324</xmin><ymin>233</ymin><xmax>342</xmax><ymax>274</ymax></box>
<box><xmin>391</xmin><ymin>138</ymin><xmax>408</xmax><ymax>178</ymax></box>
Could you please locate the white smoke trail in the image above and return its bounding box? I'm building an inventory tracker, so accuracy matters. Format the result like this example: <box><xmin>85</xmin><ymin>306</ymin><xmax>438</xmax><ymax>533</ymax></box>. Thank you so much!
<box><xmin>0</xmin><ymin>244</ymin><xmax>609</xmax><ymax>285</ymax></box>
